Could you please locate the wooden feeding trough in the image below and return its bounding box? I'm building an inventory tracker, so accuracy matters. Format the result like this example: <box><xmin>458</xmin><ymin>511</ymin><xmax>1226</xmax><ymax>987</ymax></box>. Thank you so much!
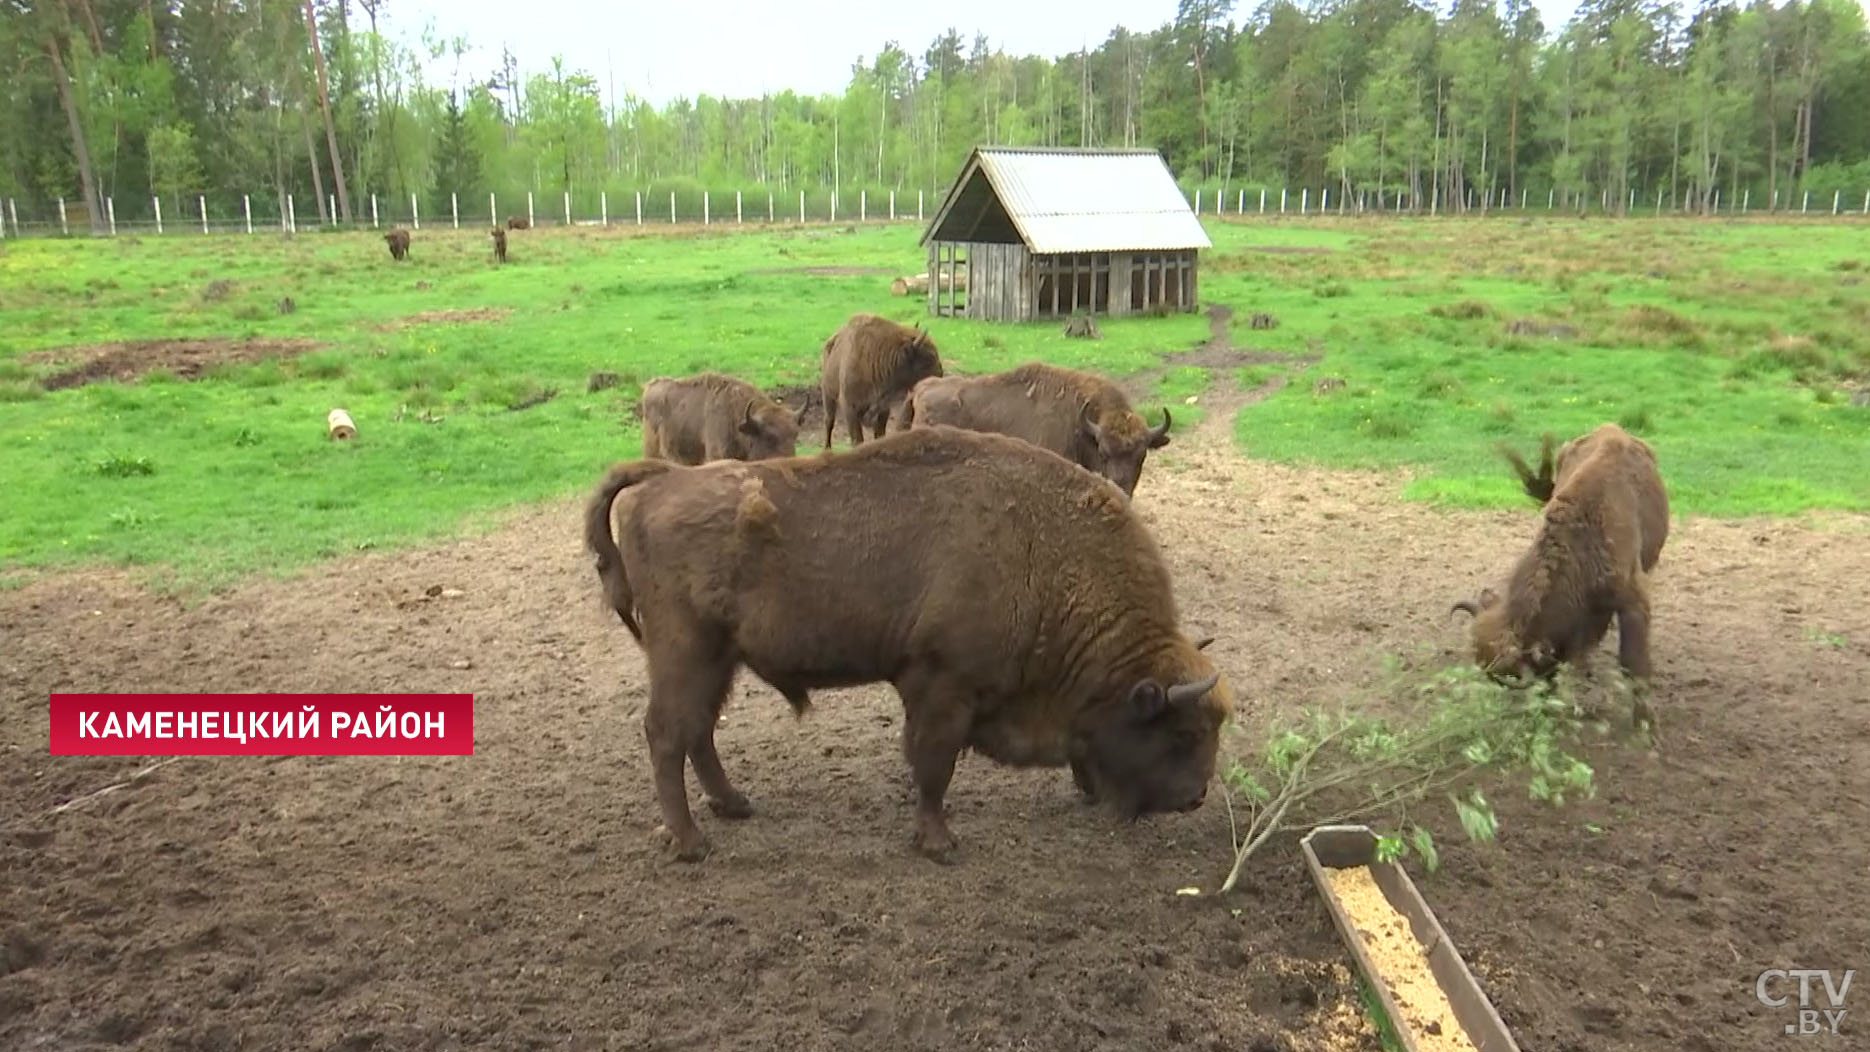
<box><xmin>1301</xmin><ymin>825</ymin><xmax>1522</xmax><ymax>1052</ymax></box>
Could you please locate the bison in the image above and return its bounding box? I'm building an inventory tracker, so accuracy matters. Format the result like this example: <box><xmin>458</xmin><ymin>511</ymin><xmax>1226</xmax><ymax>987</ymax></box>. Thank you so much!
<box><xmin>491</xmin><ymin>227</ymin><xmax>508</xmax><ymax>263</ymax></box>
<box><xmin>896</xmin><ymin>362</ymin><xmax>1172</xmax><ymax>499</ymax></box>
<box><xmin>639</xmin><ymin>373</ymin><xmax>800</xmax><ymax>465</ymax></box>
<box><xmin>583</xmin><ymin>426</ymin><xmax>1234</xmax><ymax>863</ymax></box>
<box><xmin>1452</xmin><ymin>423</ymin><xmax>1670</xmax><ymax>697</ymax></box>
<box><xmin>819</xmin><ymin>313</ymin><xmax>944</xmax><ymax>449</ymax></box>
<box><xmin>383</xmin><ymin>227</ymin><xmax>411</xmax><ymax>261</ymax></box>
<box><xmin>507</xmin><ymin>216</ymin><xmax>531</xmax><ymax>230</ymax></box>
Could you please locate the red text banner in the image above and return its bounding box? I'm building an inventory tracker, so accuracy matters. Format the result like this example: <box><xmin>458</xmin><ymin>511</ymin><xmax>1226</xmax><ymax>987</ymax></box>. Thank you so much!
<box><xmin>49</xmin><ymin>694</ymin><xmax>475</xmax><ymax>756</ymax></box>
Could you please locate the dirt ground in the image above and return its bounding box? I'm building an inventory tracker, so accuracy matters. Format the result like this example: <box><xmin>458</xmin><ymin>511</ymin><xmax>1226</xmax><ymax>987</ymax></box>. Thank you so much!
<box><xmin>3</xmin><ymin>358</ymin><xmax>1868</xmax><ymax>1051</ymax></box>
<box><xmin>28</xmin><ymin>338</ymin><xmax>323</xmax><ymax>390</ymax></box>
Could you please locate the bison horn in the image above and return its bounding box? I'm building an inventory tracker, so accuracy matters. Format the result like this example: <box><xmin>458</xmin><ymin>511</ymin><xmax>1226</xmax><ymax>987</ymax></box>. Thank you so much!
<box><xmin>1450</xmin><ymin>599</ymin><xmax>1480</xmax><ymax>617</ymax></box>
<box><xmin>1080</xmin><ymin>402</ymin><xmax>1104</xmax><ymax>444</ymax></box>
<box><xmin>1149</xmin><ymin>407</ymin><xmax>1172</xmax><ymax>443</ymax></box>
<box><xmin>1192</xmin><ymin>635</ymin><xmax>1217</xmax><ymax>651</ymax></box>
<box><xmin>1165</xmin><ymin>669</ymin><xmax>1221</xmax><ymax>707</ymax></box>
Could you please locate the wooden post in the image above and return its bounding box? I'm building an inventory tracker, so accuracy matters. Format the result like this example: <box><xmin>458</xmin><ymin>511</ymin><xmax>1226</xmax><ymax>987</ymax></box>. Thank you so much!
<box><xmin>768</xmin><ymin>192</ymin><xmax>774</xmax><ymax>222</ymax></box>
<box><xmin>154</xmin><ymin>196</ymin><xmax>163</xmax><ymax>234</ymax></box>
<box><xmin>890</xmin><ymin>189</ymin><xmax>895</xmax><ymax>220</ymax></box>
<box><xmin>1195</xmin><ymin>189</ymin><xmax>1202</xmax><ymax>214</ymax></box>
<box><xmin>108</xmin><ymin>196</ymin><xmax>117</xmax><ymax>235</ymax></box>
<box><xmin>410</xmin><ymin>194</ymin><xmax>419</xmax><ymax>229</ymax></box>
<box><xmin>452</xmin><ymin>192</ymin><xmax>460</xmax><ymax>228</ymax></box>
<box><xmin>602</xmin><ymin>191</ymin><xmax>608</xmax><ymax>226</ymax></box>
<box><xmin>490</xmin><ymin>192</ymin><xmax>497</xmax><ymax>224</ymax></box>
<box><xmin>704</xmin><ymin>191</ymin><xmax>710</xmax><ymax>224</ymax></box>
<box><xmin>831</xmin><ymin>191</ymin><xmax>837</xmax><ymax>222</ymax></box>
<box><xmin>1237</xmin><ymin>189</ymin><xmax>1243</xmax><ymax>213</ymax></box>
<box><xmin>328</xmin><ymin>194</ymin><xmax>335</xmax><ymax>225</ymax></box>
<box><xmin>1833</xmin><ymin>190</ymin><xmax>1841</xmax><ymax>215</ymax></box>
<box><xmin>799</xmin><ymin>190</ymin><xmax>805</xmax><ymax>223</ymax></box>
<box><xmin>286</xmin><ymin>194</ymin><xmax>295</xmax><ymax>233</ymax></box>
<box><xmin>243</xmin><ymin>194</ymin><xmax>251</xmax><ymax>234</ymax></box>
<box><xmin>564</xmin><ymin>191</ymin><xmax>571</xmax><ymax>226</ymax></box>
<box><xmin>736</xmin><ymin>190</ymin><xmax>743</xmax><ymax>223</ymax></box>
<box><xmin>327</xmin><ymin>408</ymin><xmax>357</xmax><ymax>441</ymax></box>
<box><xmin>200</xmin><ymin>195</ymin><xmax>208</xmax><ymax>234</ymax></box>
<box><xmin>59</xmin><ymin>197</ymin><xmax>68</xmax><ymax>235</ymax></box>
<box><xmin>372</xmin><ymin>194</ymin><xmax>379</xmax><ymax>227</ymax></box>
<box><xmin>1322</xmin><ymin>187</ymin><xmax>1330</xmax><ymax>211</ymax></box>
<box><xmin>635</xmin><ymin>191</ymin><xmax>642</xmax><ymax>225</ymax></box>
<box><xmin>1301</xmin><ymin>188</ymin><xmax>1308</xmax><ymax>214</ymax></box>
<box><xmin>527</xmin><ymin>191</ymin><xmax>534</xmax><ymax>226</ymax></box>
<box><xmin>1260</xmin><ymin>188</ymin><xmax>1266</xmax><ymax>213</ymax></box>
<box><xmin>1802</xmin><ymin>191</ymin><xmax>1810</xmax><ymax>213</ymax></box>
<box><xmin>1280</xmin><ymin>188</ymin><xmax>1287</xmax><ymax>213</ymax></box>
<box><xmin>670</xmin><ymin>191</ymin><xmax>675</xmax><ymax>223</ymax></box>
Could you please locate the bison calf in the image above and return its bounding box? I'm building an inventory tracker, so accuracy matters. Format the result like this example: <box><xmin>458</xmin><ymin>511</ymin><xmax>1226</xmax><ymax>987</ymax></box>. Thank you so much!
<box><xmin>1453</xmin><ymin>423</ymin><xmax>1670</xmax><ymax>696</ymax></box>
<box><xmin>383</xmin><ymin>227</ymin><xmax>411</xmax><ymax>261</ymax></box>
<box><xmin>491</xmin><ymin>227</ymin><xmax>508</xmax><ymax>263</ymax></box>
<box><xmin>507</xmin><ymin>216</ymin><xmax>531</xmax><ymax>230</ymax></box>
<box><xmin>819</xmin><ymin>313</ymin><xmax>944</xmax><ymax>449</ymax></box>
<box><xmin>899</xmin><ymin>362</ymin><xmax>1171</xmax><ymax>499</ymax></box>
<box><xmin>584</xmin><ymin>427</ymin><xmax>1233</xmax><ymax>863</ymax></box>
<box><xmin>639</xmin><ymin>373</ymin><xmax>799</xmax><ymax>465</ymax></box>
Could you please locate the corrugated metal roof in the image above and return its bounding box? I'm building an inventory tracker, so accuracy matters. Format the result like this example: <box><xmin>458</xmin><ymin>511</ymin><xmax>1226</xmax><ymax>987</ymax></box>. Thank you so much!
<box><xmin>926</xmin><ymin>147</ymin><xmax>1212</xmax><ymax>254</ymax></box>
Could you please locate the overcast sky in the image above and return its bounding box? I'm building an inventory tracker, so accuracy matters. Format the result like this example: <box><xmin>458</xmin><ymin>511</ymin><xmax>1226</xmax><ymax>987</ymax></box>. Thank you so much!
<box><xmin>375</xmin><ymin>0</ymin><xmax>1863</xmax><ymax>109</ymax></box>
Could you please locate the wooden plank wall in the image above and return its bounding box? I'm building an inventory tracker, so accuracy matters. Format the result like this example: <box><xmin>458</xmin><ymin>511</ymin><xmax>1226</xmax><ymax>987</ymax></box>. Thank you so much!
<box><xmin>962</xmin><ymin>242</ymin><xmax>1029</xmax><ymax>321</ymax></box>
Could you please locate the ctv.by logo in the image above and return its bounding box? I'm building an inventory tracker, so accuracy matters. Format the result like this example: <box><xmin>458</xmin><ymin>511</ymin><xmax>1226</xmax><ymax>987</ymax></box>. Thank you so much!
<box><xmin>1756</xmin><ymin>968</ymin><xmax>1853</xmax><ymax>1037</ymax></box>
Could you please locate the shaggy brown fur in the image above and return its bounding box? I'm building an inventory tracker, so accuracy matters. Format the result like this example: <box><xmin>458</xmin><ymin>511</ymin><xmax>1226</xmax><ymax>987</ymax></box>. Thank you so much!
<box><xmin>896</xmin><ymin>362</ymin><xmax>1171</xmax><ymax>499</ymax></box>
<box><xmin>639</xmin><ymin>373</ymin><xmax>800</xmax><ymax>465</ymax></box>
<box><xmin>490</xmin><ymin>227</ymin><xmax>508</xmax><ymax>263</ymax></box>
<box><xmin>819</xmin><ymin>313</ymin><xmax>944</xmax><ymax>448</ymax></box>
<box><xmin>506</xmin><ymin>216</ymin><xmax>531</xmax><ymax>230</ymax></box>
<box><xmin>1454</xmin><ymin>423</ymin><xmax>1671</xmax><ymax>695</ymax></box>
<box><xmin>383</xmin><ymin>228</ymin><xmax>411</xmax><ymax>261</ymax></box>
<box><xmin>583</xmin><ymin>426</ymin><xmax>1234</xmax><ymax>864</ymax></box>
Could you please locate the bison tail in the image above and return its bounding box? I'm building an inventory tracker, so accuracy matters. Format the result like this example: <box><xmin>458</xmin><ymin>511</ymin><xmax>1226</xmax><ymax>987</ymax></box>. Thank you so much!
<box><xmin>583</xmin><ymin>459</ymin><xmax>677</xmax><ymax>643</ymax></box>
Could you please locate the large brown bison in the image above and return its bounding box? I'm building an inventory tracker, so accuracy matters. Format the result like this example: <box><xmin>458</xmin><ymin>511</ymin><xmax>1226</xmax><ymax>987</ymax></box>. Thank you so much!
<box><xmin>639</xmin><ymin>373</ymin><xmax>800</xmax><ymax>465</ymax></box>
<box><xmin>506</xmin><ymin>216</ymin><xmax>531</xmax><ymax>230</ymax></box>
<box><xmin>897</xmin><ymin>362</ymin><xmax>1172</xmax><ymax>499</ymax></box>
<box><xmin>819</xmin><ymin>313</ymin><xmax>944</xmax><ymax>448</ymax></box>
<box><xmin>1452</xmin><ymin>423</ymin><xmax>1670</xmax><ymax>694</ymax></box>
<box><xmin>383</xmin><ymin>227</ymin><xmax>411</xmax><ymax>261</ymax></box>
<box><xmin>583</xmin><ymin>426</ymin><xmax>1234</xmax><ymax>864</ymax></box>
<box><xmin>490</xmin><ymin>227</ymin><xmax>508</xmax><ymax>263</ymax></box>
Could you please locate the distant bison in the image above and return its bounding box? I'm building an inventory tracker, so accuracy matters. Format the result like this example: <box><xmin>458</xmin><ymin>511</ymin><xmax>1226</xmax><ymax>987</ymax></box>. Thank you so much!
<box><xmin>639</xmin><ymin>373</ymin><xmax>800</xmax><ymax>465</ymax></box>
<box><xmin>897</xmin><ymin>362</ymin><xmax>1172</xmax><ymax>499</ymax></box>
<box><xmin>819</xmin><ymin>313</ymin><xmax>944</xmax><ymax>448</ymax></box>
<box><xmin>491</xmin><ymin>227</ymin><xmax>508</xmax><ymax>263</ymax></box>
<box><xmin>1453</xmin><ymin>423</ymin><xmax>1670</xmax><ymax>698</ymax></box>
<box><xmin>583</xmin><ymin>426</ymin><xmax>1233</xmax><ymax>863</ymax></box>
<box><xmin>384</xmin><ymin>228</ymin><xmax>411</xmax><ymax>261</ymax></box>
<box><xmin>507</xmin><ymin>216</ymin><xmax>531</xmax><ymax>230</ymax></box>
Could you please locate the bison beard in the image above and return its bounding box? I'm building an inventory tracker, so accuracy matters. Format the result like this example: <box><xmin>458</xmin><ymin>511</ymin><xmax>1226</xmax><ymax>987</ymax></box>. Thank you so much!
<box><xmin>583</xmin><ymin>427</ymin><xmax>1233</xmax><ymax>864</ymax></box>
<box><xmin>1454</xmin><ymin>423</ymin><xmax>1670</xmax><ymax>705</ymax></box>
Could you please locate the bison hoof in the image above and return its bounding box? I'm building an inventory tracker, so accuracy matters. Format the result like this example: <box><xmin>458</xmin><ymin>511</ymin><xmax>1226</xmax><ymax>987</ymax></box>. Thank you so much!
<box><xmin>913</xmin><ymin>825</ymin><xmax>959</xmax><ymax>864</ymax></box>
<box><xmin>654</xmin><ymin>824</ymin><xmax>711</xmax><ymax>863</ymax></box>
<box><xmin>707</xmin><ymin>792</ymin><xmax>754</xmax><ymax>820</ymax></box>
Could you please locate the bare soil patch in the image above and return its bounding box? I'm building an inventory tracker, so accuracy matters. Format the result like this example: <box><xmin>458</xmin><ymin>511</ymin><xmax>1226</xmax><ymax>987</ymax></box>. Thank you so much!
<box><xmin>27</xmin><ymin>338</ymin><xmax>323</xmax><ymax>391</ymax></box>
<box><xmin>374</xmin><ymin>308</ymin><xmax>513</xmax><ymax>331</ymax></box>
<box><xmin>2</xmin><ymin>415</ymin><xmax>1867</xmax><ymax>1051</ymax></box>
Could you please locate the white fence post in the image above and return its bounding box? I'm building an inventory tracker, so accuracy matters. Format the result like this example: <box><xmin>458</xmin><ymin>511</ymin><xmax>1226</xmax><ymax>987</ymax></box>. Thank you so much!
<box><xmin>737</xmin><ymin>190</ymin><xmax>743</xmax><ymax>223</ymax></box>
<box><xmin>1743</xmin><ymin>189</ymin><xmax>1751</xmax><ymax>212</ymax></box>
<box><xmin>108</xmin><ymin>196</ymin><xmax>117</xmax><ymax>235</ymax></box>
<box><xmin>371</xmin><ymin>194</ymin><xmax>379</xmax><ymax>227</ymax></box>
<box><xmin>799</xmin><ymin>190</ymin><xmax>805</xmax><ymax>223</ymax></box>
<box><xmin>1280</xmin><ymin>188</ymin><xmax>1287</xmax><ymax>213</ymax></box>
<box><xmin>861</xmin><ymin>189</ymin><xmax>867</xmax><ymax>222</ymax></box>
<box><xmin>1802</xmin><ymin>191</ymin><xmax>1810</xmax><ymax>213</ymax></box>
<box><xmin>564</xmin><ymin>191</ymin><xmax>571</xmax><ymax>226</ymax></box>
<box><xmin>1260</xmin><ymin>188</ymin><xmax>1267</xmax><ymax>213</ymax></box>
<box><xmin>243</xmin><ymin>194</ymin><xmax>252</xmax><ymax>234</ymax></box>
<box><xmin>200</xmin><ymin>195</ymin><xmax>208</xmax><ymax>234</ymax></box>
<box><xmin>1322</xmin><ymin>187</ymin><xmax>1330</xmax><ymax>211</ymax></box>
<box><xmin>1301</xmin><ymin>188</ymin><xmax>1308</xmax><ymax>214</ymax></box>
<box><xmin>890</xmin><ymin>189</ymin><xmax>896</xmax><ymax>220</ymax></box>
<box><xmin>670</xmin><ymin>191</ymin><xmax>676</xmax><ymax>223</ymax></box>
<box><xmin>704</xmin><ymin>191</ymin><xmax>710</xmax><ymax>224</ymax></box>
<box><xmin>527</xmin><ymin>191</ymin><xmax>534</xmax><ymax>227</ymax></box>
<box><xmin>410</xmin><ymin>194</ymin><xmax>420</xmax><ymax>229</ymax></box>
<box><xmin>919</xmin><ymin>189</ymin><xmax>924</xmax><ymax>221</ymax></box>
<box><xmin>285</xmin><ymin>194</ymin><xmax>295</xmax><ymax>233</ymax></box>
<box><xmin>452</xmin><ymin>192</ymin><xmax>460</xmax><ymax>228</ymax></box>
<box><xmin>1863</xmin><ymin>191</ymin><xmax>1869</xmax><ymax>215</ymax></box>
<box><xmin>1195</xmin><ymin>189</ymin><xmax>1202</xmax><ymax>214</ymax></box>
<box><xmin>831</xmin><ymin>192</ymin><xmax>838</xmax><ymax>222</ymax></box>
<box><xmin>1833</xmin><ymin>190</ymin><xmax>1841</xmax><ymax>215</ymax></box>
<box><xmin>59</xmin><ymin>197</ymin><xmax>69</xmax><ymax>235</ymax></box>
<box><xmin>490</xmin><ymin>192</ymin><xmax>497</xmax><ymax>224</ymax></box>
<box><xmin>601</xmin><ymin>191</ymin><xmax>608</xmax><ymax>226</ymax></box>
<box><xmin>326</xmin><ymin>194</ymin><xmax>334</xmax><ymax>226</ymax></box>
<box><xmin>768</xmin><ymin>192</ymin><xmax>774</xmax><ymax>222</ymax></box>
<box><xmin>636</xmin><ymin>191</ymin><xmax>642</xmax><ymax>225</ymax></box>
<box><xmin>1237</xmin><ymin>189</ymin><xmax>1243</xmax><ymax>213</ymax></box>
<box><xmin>1713</xmin><ymin>189</ymin><xmax>1721</xmax><ymax>212</ymax></box>
<box><xmin>153</xmin><ymin>196</ymin><xmax>163</xmax><ymax>234</ymax></box>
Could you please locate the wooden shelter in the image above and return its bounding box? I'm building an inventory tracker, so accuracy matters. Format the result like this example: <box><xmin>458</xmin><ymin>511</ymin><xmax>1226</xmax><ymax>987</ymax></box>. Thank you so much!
<box><xmin>919</xmin><ymin>146</ymin><xmax>1212</xmax><ymax>322</ymax></box>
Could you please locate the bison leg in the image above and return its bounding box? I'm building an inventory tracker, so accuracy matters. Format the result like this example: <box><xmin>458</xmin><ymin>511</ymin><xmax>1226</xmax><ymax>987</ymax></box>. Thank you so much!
<box><xmin>1069</xmin><ymin>757</ymin><xmax>1097</xmax><ymax>804</ymax></box>
<box><xmin>821</xmin><ymin>391</ymin><xmax>839</xmax><ymax>450</ymax></box>
<box><xmin>690</xmin><ymin>732</ymin><xmax>753</xmax><ymax>820</ymax></box>
<box><xmin>897</xmin><ymin>677</ymin><xmax>972</xmax><ymax>863</ymax></box>
<box><xmin>842</xmin><ymin>403</ymin><xmax>869</xmax><ymax>446</ymax></box>
<box><xmin>642</xmin><ymin>653</ymin><xmax>734</xmax><ymax>862</ymax></box>
<box><xmin>1616</xmin><ymin>585</ymin><xmax>1657</xmax><ymax>732</ymax></box>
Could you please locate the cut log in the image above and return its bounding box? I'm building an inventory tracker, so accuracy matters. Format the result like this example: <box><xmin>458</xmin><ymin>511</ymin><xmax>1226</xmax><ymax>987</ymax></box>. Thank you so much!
<box><xmin>890</xmin><ymin>271</ymin><xmax>967</xmax><ymax>296</ymax></box>
<box><xmin>328</xmin><ymin>408</ymin><xmax>357</xmax><ymax>440</ymax></box>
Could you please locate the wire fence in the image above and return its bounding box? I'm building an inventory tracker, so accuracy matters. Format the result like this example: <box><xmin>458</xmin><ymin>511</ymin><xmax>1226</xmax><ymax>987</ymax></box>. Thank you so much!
<box><xmin>3</xmin><ymin>181</ymin><xmax>1870</xmax><ymax>240</ymax></box>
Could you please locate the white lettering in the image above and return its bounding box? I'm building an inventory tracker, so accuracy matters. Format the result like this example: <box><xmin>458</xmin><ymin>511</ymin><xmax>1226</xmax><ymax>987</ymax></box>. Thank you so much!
<box><xmin>175</xmin><ymin>711</ymin><xmax>198</xmax><ymax>737</ymax></box>
<box><xmin>224</xmin><ymin>713</ymin><xmax>246</xmax><ymax>745</ymax></box>
<box><xmin>125</xmin><ymin>712</ymin><xmax>148</xmax><ymax>738</ymax></box>
<box><xmin>1820</xmin><ymin>970</ymin><xmax>1855</xmax><ymax>1007</ymax></box>
<box><xmin>348</xmin><ymin>713</ymin><xmax>372</xmax><ymax>738</ymax></box>
<box><xmin>423</xmin><ymin>712</ymin><xmax>445</xmax><ymax>738</ymax></box>
<box><xmin>297</xmin><ymin>711</ymin><xmax>319</xmax><ymax>737</ymax></box>
<box><xmin>199</xmin><ymin>712</ymin><xmax>218</xmax><ymax>738</ymax></box>
<box><xmin>330</xmin><ymin>711</ymin><xmax>351</xmax><ymax>736</ymax></box>
<box><xmin>80</xmin><ymin>712</ymin><xmax>99</xmax><ymax>737</ymax></box>
<box><xmin>374</xmin><ymin>708</ymin><xmax>397</xmax><ymax>737</ymax></box>
<box><xmin>400</xmin><ymin>712</ymin><xmax>422</xmax><ymax>738</ymax></box>
<box><xmin>154</xmin><ymin>712</ymin><xmax>174</xmax><ymax>738</ymax></box>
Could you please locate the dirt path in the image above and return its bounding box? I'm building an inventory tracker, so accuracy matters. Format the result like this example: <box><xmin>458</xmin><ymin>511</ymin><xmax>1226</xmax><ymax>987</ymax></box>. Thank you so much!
<box><xmin>3</xmin><ymin>398</ymin><xmax>1867</xmax><ymax>1051</ymax></box>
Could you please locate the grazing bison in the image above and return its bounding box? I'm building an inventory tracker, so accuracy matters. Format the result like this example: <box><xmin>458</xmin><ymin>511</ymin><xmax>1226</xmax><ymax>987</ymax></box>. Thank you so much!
<box><xmin>1452</xmin><ymin>422</ymin><xmax>1670</xmax><ymax>694</ymax></box>
<box><xmin>383</xmin><ymin>227</ymin><xmax>411</xmax><ymax>261</ymax></box>
<box><xmin>491</xmin><ymin>227</ymin><xmax>508</xmax><ymax>263</ymax></box>
<box><xmin>639</xmin><ymin>373</ymin><xmax>800</xmax><ymax>465</ymax></box>
<box><xmin>507</xmin><ymin>216</ymin><xmax>531</xmax><ymax>230</ymax></box>
<box><xmin>583</xmin><ymin>426</ymin><xmax>1234</xmax><ymax>863</ymax></box>
<box><xmin>897</xmin><ymin>362</ymin><xmax>1172</xmax><ymax>499</ymax></box>
<box><xmin>819</xmin><ymin>313</ymin><xmax>944</xmax><ymax>448</ymax></box>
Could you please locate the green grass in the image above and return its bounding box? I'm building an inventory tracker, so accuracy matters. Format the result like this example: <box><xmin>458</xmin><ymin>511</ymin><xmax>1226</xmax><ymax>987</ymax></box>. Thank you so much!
<box><xmin>1356</xmin><ymin>976</ymin><xmax>1409</xmax><ymax>1052</ymax></box>
<box><xmin>3</xmin><ymin>215</ymin><xmax>1867</xmax><ymax>590</ymax></box>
